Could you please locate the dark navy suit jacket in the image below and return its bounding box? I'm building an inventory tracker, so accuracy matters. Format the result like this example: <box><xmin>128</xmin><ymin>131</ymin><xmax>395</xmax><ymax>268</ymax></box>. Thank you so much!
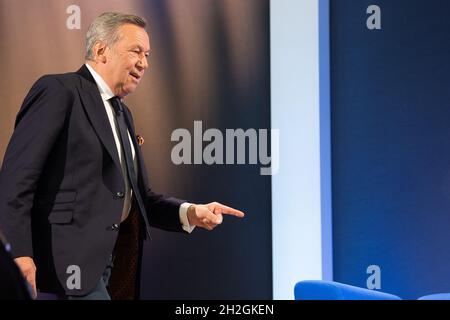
<box><xmin>0</xmin><ymin>65</ymin><xmax>184</xmax><ymax>296</ymax></box>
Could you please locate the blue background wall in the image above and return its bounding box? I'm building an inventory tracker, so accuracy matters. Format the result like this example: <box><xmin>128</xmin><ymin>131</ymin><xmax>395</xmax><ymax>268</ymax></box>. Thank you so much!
<box><xmin>331</xmin><ymin>0</ymin><xmax>450</xmax><ymax>298</ymax></box>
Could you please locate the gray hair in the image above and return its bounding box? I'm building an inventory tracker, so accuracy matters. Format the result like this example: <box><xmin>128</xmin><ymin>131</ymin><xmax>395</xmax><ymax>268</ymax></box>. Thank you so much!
<box><xmin>85</xmin><ymin>12</ymin><xmax>146</xmax><ymax>60</ymax></box>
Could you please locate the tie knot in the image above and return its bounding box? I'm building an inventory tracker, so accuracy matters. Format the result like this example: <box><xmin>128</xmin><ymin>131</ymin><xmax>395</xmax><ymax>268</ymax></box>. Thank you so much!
<box><xmin>109</xmin><ymin>96</ymin><xmax>123</xmax><ymax>114</ymax></box>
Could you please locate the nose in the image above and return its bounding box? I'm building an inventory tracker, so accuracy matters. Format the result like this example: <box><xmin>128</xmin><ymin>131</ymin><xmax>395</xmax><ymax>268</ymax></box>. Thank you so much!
<box><xmin>137</xmin><ymin>55</ymin><xmax>148</xmax><ymax>71</ymax></box>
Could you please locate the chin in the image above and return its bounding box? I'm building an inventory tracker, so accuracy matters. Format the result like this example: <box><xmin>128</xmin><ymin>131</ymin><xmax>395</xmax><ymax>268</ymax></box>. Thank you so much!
<box><xmin>122</xmin><ymin>86</ymin><xmax>138</xmax><ymax>96</ymax></box>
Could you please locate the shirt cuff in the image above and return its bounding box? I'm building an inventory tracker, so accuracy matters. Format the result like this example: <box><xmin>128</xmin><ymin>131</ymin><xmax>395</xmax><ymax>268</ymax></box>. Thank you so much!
<box><xmin>179</xmin><ymin>202</ymin><xmax>196</xmax><ymax>233</ymax></box>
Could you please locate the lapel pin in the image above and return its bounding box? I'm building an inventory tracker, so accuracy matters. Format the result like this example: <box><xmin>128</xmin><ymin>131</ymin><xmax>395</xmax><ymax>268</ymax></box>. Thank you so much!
<box><xmin>136</xmin><ymin>135</ymin><xmax>145</xmax><ymax>146</ymax></box>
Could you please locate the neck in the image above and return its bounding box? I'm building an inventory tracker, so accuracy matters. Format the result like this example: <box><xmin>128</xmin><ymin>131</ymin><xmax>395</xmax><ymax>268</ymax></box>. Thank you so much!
<box><xmin>86</xmin><ymin>60</ymin><xmax>117</xmax><ymax>95</ymax></box>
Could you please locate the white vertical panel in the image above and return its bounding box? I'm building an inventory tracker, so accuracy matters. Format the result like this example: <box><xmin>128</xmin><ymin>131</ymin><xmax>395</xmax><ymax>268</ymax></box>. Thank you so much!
<box><xmin>271</xmin><ymin>0</ymin><xmax>330</xmax><ymax>300</ymax></box>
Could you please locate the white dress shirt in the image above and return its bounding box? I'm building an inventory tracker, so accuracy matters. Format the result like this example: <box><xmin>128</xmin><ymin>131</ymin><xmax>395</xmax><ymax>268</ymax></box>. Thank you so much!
<box><xmin>85</xmin><ymin>63</ymin><xmax>194</xmax><ymax>232</ymax></box>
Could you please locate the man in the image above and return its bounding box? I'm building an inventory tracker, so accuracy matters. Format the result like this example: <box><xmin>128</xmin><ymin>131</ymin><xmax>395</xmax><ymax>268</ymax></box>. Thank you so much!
<box><xmin>0</xmin><ymin>12</ymin><xmax>244</xmax><ymax>300</ymax></box>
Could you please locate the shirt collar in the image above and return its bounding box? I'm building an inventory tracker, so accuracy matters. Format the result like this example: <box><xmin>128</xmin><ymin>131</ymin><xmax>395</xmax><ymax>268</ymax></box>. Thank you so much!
<box><xmin>85</xmin><ymin>63</ymin><xmax>115</xmax><ymax>101</ymax></box>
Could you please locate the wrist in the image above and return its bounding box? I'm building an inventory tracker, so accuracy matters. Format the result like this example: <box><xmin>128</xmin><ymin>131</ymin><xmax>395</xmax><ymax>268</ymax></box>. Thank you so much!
<box><xmin>187</xmin><ymin>204</ymin><xmax>197</xmax><ymax>226</ymax></box>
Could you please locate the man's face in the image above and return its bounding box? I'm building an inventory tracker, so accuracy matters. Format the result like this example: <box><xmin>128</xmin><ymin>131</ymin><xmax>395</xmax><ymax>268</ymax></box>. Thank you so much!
<box><xmin>104</xmin><ymin>24</ymin><xmax>150</xmax><ymax>97</ymax></box>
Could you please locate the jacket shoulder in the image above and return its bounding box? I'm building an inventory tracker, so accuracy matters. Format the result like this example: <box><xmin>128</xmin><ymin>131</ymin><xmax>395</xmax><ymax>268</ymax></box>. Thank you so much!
<box><xmin>15</xmin><ymin>72</ymin><xmax>81</xmax><ymax>126</ymax></box>
<box><xmin>32</xmin><ymin>72</ymin><xmax>83</xmax><ymax>92</ymax></box>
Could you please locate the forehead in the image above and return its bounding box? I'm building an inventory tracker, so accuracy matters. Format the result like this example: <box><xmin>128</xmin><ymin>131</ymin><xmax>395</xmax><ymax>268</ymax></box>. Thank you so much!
<box><xmin>116</xmin><ymin>24</ymin><xmax>150</xmax><ymax>50</ymax></box>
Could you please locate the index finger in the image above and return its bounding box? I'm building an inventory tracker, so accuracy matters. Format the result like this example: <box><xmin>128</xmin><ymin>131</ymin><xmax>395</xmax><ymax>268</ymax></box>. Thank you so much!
<box><xmin>215</xmin><ymin>203</ymin><xmax>245</xmax><ymax>217</ymax></box>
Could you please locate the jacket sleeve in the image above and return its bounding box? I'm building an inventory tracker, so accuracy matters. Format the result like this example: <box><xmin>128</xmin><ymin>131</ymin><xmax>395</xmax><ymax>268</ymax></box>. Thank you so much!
<box><xmin>145</xmin><ymin>189</ymin><xmax>185</xmax><ymax>232</ymax></box>
<box><xmin>0</xmin><ymin>76</ymin><xmax>73</xmax><ymax>258</ymax></box>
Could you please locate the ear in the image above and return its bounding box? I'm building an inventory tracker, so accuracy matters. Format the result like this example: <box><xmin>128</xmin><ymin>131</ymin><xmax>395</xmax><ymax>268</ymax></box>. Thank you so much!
<box><xmin>92</xmin><ymin>41</ymin><xmax>108</xmax><ymax>63</ymax></box>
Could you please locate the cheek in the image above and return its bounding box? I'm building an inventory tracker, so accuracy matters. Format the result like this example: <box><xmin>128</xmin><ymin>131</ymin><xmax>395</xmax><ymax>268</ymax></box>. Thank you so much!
<box><xmin>123</xmin><ymin>62</ymin><xmax>135</xmax><ymax>77</ymax></box>
<box><xmin>119</xmin><ymin>69</ymin><xmax>132</xmax><ymax>83</ymax></box>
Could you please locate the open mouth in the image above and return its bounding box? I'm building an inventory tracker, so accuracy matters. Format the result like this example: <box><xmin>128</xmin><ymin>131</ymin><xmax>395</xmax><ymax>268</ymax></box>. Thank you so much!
<box><xmin>130</xmin><ymin>72</ymin><xmax>141</xmax><ymax>81</ymax></box>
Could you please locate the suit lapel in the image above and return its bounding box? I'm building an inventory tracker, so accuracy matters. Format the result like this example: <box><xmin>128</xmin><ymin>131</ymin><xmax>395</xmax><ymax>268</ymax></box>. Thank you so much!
<box><xmin>76</xmin><ymin>65</ymin><xmax>122</xmax><ymax>174</ymax></box>
<box><xmin>123</xmin><ymin>106</ymin><xmax>149</xmax><ymax>193</ymax></box>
